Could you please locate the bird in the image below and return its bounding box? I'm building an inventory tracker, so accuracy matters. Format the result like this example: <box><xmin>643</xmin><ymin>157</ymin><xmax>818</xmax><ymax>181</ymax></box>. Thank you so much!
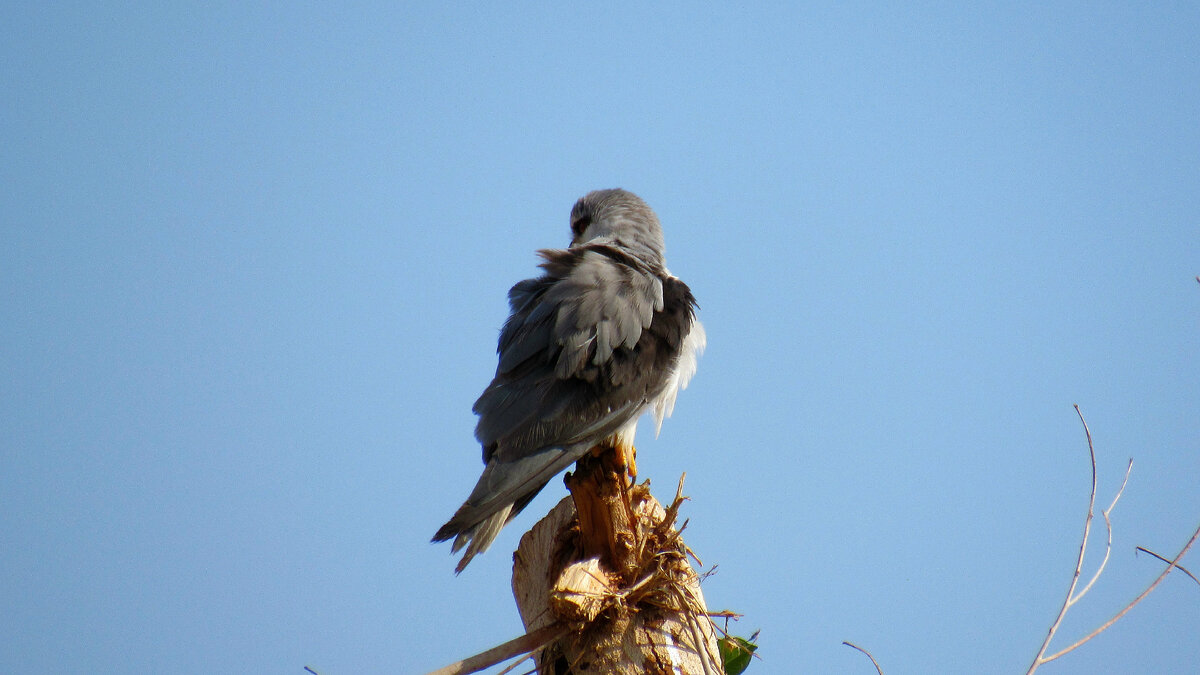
<box><xmin>432</xmin><ymin>188</ymin><xmax>705</xmax><ymax>573</ymax></box>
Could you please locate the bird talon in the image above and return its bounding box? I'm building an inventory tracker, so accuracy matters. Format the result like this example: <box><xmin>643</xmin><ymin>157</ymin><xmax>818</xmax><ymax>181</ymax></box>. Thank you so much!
<box><xmin>619</xmin><ymin>444</ymin><xmax>638</xmax><ymax>486</ymax></box>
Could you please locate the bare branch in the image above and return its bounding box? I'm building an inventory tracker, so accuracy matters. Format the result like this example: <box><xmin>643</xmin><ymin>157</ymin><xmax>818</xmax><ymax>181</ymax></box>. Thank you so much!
<box><xmin>842</xmin><ymin>641</ymin><xmax>884</xmax><ymax>675</ymax></box>
<box><xmin>1028</xmin><ymin>407</ymin><xmax>1200</xmax><ymax>672</ymax></box>
<box><xmin>1073</xmin><ymin>458</ymin><xmax>1133</xmax><ymax>602</ymax></box>
<box><xmin>422</xmin><ymin>622</ymin><xmax>570</xmax><ymax>675</ymax></box>
<box><xmin>1026</xmin><ymin>405</ymin><xmax>1100</xmax><ymax>673</ymax></box>
<box><xmin>1042</xmin><ymin>521</ymin><xmax>1200</xmax><ymax>662</ymax></box>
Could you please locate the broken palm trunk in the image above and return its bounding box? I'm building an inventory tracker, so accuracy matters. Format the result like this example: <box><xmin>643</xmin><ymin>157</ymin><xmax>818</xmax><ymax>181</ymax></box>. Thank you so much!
<box><xmin>512</xmin><ymin>447</ymin><xmax>721</xmax><ymax>675</ymax></box>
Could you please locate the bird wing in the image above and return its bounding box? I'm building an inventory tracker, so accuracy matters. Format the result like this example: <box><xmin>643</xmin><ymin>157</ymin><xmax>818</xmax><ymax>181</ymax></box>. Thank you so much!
<box><xmin>475</xmin><ymin>245</ymin><xmax>664</xmax><ymax>456</ymax></box>
<box><xmin>433</xmin><ymin>244</ymin><xmax>678</xmax><ymax>570</ymax></box>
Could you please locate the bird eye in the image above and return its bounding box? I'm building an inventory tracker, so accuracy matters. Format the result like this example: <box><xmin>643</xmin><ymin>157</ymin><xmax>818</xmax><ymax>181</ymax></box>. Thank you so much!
<box><xmin>571</xmin><ymin>214</ymin><xmax>592</xmax><ymax>235</ymax></box>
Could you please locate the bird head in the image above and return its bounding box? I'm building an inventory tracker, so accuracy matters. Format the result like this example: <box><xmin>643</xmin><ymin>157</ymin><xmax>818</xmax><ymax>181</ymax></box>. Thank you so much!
<box><xmin>568</xmin><ymin>189</ymin><xmax>666</xmax><ymax>268</ymax></box>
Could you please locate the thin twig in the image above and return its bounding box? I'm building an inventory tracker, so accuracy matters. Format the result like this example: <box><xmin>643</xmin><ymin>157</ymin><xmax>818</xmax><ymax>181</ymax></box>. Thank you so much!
<box><xmin>1026</xmin><ymin>405</ymin><xmax>1100</xmax><ymax>673</ymax></box>
<box><xmin>842</xmin><ymin>641</ymin><xmax>884</xmax><ymax>675</ymax></box>
<box><xmin>422</xmin><ymin>622</ymin><xmax>570</xmax><ymax>675</ymax></box>
<box><xmin>706</xmin><ymin>610</ymin><xmax>744</xmax><ymax>620</ymax></box>
<box><xmin>1136</xmin><ymin>546</ymin><xmax>1200</xmax><ymax>586</ymax></box>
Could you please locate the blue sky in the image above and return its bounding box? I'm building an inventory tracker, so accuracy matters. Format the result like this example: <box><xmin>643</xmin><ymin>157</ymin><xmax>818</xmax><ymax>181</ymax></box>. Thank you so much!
<box><xmin>2</xmin><ymin>3</ymin><xmax>1197</xmax><ymax>673</ymax></box>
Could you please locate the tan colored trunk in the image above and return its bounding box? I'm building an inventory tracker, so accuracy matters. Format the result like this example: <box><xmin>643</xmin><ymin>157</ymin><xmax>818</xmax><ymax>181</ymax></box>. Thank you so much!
<box><xmin>512</xmin><ymin>450</ymin><xmax>721</xmax><ymax>675</ymax></box>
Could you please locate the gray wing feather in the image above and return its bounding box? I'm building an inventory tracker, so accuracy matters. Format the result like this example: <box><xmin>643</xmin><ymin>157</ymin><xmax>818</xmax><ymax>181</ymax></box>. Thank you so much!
<box><xmin>495</xmin><ymin>279</ymin><xmax>554</xmax><ymax>373</ymax></box>
<box><xmin>475</xmin><ymin>248</ymin><xmax>662</xmax><ymax>450</ymax></box>
<box><xmin>544</xmin><ymin>250</ymin><xmax>662</xmax><ymax>379</ymax></box>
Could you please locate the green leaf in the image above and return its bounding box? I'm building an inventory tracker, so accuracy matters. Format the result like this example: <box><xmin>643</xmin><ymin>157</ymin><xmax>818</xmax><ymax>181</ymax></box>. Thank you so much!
<box><xmin>718</xmin><ymin>635</ymin><xmax>758</xmax><ymax>675</ymax></box>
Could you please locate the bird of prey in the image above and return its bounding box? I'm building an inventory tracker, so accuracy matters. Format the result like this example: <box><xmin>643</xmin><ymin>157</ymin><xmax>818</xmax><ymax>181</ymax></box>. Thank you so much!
<box><xmin>432</xmin><ymin>188</ymin><xmax>705</xmax><ymax>572</ymax></box>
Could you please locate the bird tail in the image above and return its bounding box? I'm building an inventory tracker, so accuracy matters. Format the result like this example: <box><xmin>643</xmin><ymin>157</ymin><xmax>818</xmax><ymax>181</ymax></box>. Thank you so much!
<box><xmin>432</xmin><ymin>490</ymin><xmax>536</xmax><ymax>573</ymax></box>
<box><xmin>445</xmin><ymin>505</ymin><xmax>513</xmax><ymax>574</ymax></box>
<box><xmin>432</xmin><ymin>445</ymin><xmax>587</xmax><ymax>572</ymax></box>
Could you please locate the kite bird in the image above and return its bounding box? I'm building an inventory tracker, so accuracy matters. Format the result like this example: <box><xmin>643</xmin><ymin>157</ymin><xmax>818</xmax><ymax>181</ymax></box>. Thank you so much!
<box><xmin>432</xmin><ymin>188</ymin><xmax>705</xmax><ymax>572</ymax></box>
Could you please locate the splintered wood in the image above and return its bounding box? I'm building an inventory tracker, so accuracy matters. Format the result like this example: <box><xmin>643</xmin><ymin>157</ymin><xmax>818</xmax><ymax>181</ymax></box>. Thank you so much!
<box><xmin>549</xmin><ymin>556</ymin><xmax>612</xmax><ymax>624</ymax></box>
<box><xmin>511</xmin><ymin>447</ymin><xmax>720</xmax><ymax>675</ymax></box>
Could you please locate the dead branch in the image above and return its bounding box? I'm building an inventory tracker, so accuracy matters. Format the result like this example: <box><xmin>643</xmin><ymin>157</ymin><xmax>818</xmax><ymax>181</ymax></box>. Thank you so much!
<box><xmin>422</xmin><ymin>622</ymin><xmax>571</xmax><ymax>675</ymax></box>
<box><xmin>842</xmin><ymin>641</ymin><xmax>884</xmax><ymax>675</ymax></box>
<box><xmin>1026</xmin><ymin>406</ymin><xmax>1199</xmax><ymax>673</ymax></box>
<box><xmin>1136</xmin><ymin>546</ymin><xmax>1200</xmax><ymax>587</ymax></box>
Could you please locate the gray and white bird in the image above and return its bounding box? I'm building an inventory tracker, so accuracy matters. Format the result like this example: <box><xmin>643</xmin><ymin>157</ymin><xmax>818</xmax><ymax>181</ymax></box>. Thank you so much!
<box><xmin>432</xmin><ymin>188</ymin><xmax>705</xmax><ymax>572</ymax></box>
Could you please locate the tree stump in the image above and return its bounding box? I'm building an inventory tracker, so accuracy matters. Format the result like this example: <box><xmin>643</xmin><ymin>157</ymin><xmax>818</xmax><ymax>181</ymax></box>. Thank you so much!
<box><xmin>512</xmin><ymin>447</ymin><xmax>721</xmax><ymax>675</ymax></box>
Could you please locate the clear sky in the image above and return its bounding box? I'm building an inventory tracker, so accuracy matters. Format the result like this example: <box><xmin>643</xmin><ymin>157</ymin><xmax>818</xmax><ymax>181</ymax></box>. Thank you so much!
<box><xmin>2</xmin><ymin>3</ymin><xmax>1197</xmax><ymax>674</ymax></box>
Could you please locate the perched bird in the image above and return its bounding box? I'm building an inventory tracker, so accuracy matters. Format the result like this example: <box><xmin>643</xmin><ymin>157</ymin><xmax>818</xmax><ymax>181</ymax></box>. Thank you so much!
<box><xmin>432</xmin><ymin>188</ymin><xmax>705</xmax><ymax>572</ymax></box>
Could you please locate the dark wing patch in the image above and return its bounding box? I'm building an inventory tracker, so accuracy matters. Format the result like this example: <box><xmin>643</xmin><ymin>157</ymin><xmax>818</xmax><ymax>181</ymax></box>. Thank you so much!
<box><xmin>474</xmin><ymin>245</ymin><xmax>670</xmax><ymax>460</ymax></box>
